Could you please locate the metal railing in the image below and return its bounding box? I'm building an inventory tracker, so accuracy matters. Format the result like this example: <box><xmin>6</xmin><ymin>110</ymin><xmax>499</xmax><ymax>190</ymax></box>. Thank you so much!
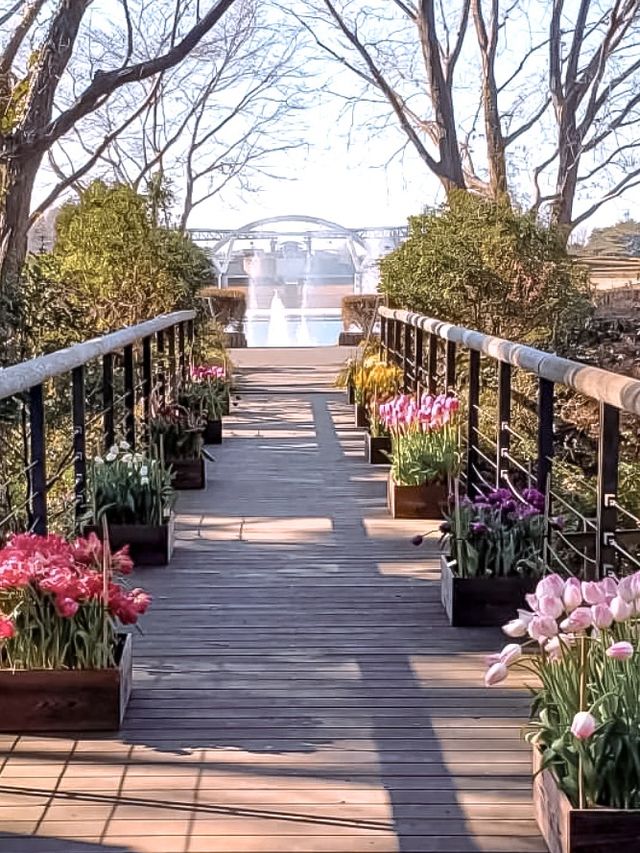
<box><xmin>379</xmin><ymin>307</ymin><xmax>640</xmax><ymax>581</ymax></box>
<box><xmin>0</xmin><ymin>311</ymin><xmax>196</xmax><ymax>538</ymax></box>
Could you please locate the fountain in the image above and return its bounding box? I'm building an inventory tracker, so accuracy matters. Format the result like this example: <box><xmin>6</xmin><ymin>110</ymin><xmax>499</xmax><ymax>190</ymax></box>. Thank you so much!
<box><xmin>266</xmin><ymin>290</ymin><xmax>291</xmax><ymax>346</ymax></box>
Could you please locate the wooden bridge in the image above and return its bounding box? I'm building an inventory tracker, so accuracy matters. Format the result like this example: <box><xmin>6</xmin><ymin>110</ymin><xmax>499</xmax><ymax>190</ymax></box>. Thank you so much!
<box><xmin>0</xmin><ymin>348</ymin><xmax>543</xmax><ymax>853</ymax></box>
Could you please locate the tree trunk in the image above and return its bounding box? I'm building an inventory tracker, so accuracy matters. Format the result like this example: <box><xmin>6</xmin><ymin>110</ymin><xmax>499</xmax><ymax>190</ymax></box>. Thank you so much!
<box><xmin>551</xmin><ymin>119</ymin><xmax>581</xmax><ymax>241</ymax></box>
<box><xmin>0</xmin><ymin>151</ymin><xmax>42</xmax><ymax>362</ymax></box>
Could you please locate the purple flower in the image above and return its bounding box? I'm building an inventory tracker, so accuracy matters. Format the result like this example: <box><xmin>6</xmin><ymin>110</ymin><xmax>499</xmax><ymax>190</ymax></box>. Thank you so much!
<box><xmin>470</xmin><ymin>521</ymin><xmax>489</xmax><ymax>535</ymax></box>
<box><xmin>522</xmin><ymin>488</ymin><xmax>545</xmax><ymax>511</ymax></box>
<box><xmin>550</xmin><ymin>515</ymin><xmax>565</xmax><ymax>530</ymax></box>
<box><xmin>439</xmin><ymin>521</ymin><xmax>452</xmax><ymax>534</ymax></box>
<box><xmin>411</xmin><ymin>534</ymin><xmax>425</xmax><ymax>547</ymax></box>
<box><xmin>487</xmin><ymin>489</ymin><xmax>513</xmax><ymax>505</ymax></box>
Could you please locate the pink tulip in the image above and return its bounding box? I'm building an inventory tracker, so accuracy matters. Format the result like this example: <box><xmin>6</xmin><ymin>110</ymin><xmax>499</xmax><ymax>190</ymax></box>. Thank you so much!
<box><xmin>582</xmin><ymin>581</ymin><xmax>606</xmax><ymax>605</ymax></box>
<box><xmin>610</xmin><ymin>596</ymin><xmax>634</xmax><ymax>623</ymax></box>
<box><xmin>503</xmin><ymin>618</ymin><xmax>528</xmax><ymax>638</ymax></box>
<box><xmin>600</xmin><ymin>576</ymin><xmax>618</xmax><ymax>602</ymax></box>
<box><xmin>484</xmin><ymin>661</ymin><xmax>508</xmax><ymax>687</ymax></box>
<box><xmin>591</xmin><ymin>603</ymin><xmax>613</xmax><ymax>629</ymax></box>
<box><xmin>0</xmin><ymin>616</ymin><xmax>15</xmax><ymax>639</ymax></box>
<box><xmin>560</xmin><ymin>606</ymin><xmax>592</xmax><ymax>632</ymax></box>
<box><xmin>606</xmin><ymin>641</ymin><xmax>634</xmax><ymax>661</ymax></box>
<box><xmin>536</xmin><ymin>574</ymin><xmax>565</xmax><ymax>599</ymax></box>
<box><xmin>563</xmin><ymin>578</ymin><xmax>583</xmax><ymax>612</ymax></box>
<box><xmin>570</xmin><ymin>711</ymin><xmax>597</xmax><ymax>740</ymax></box>
<box><xmin>538</xmin><ymin>595</ymin><xmax>564</xmax><ymax>620</ymax></box>
<box><xmin>617</xmin><ymin>575</ymin><xmax>636</xmax><ymax>603</ymax></box>
<box><xmin>499</xmin><ymin>643</ymin><xmax>522</xmax><ymax>665</ymax></box>
<box><xmin>528</xmin><ymin>615</ymin><xmax>559</xmax><ymax>643</ymax></box>
<box><xmin>545</xmin><ymin>633</ymin><xmax>575</xmax><ymax>659</ymax></box>
<box><xmin>525</xmin><ymin>593</ymin><xmax>538</xmax><ymax>611</ymax></box>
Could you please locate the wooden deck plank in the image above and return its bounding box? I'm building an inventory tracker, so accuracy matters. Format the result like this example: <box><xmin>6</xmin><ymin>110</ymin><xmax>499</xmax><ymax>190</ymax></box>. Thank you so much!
<box><xmin>0</xmin><ymin>354</ymin><xmax>542</xmax><ymax>853</ymax></box>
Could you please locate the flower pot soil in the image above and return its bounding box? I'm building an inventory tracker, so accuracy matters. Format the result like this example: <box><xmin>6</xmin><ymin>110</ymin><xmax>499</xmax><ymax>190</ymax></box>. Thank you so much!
<box><xmin>89</xmin><ymin>514</ymin><xmax>175</xmax><ymax>566</ymax></box>
<box><xmin>440</xmin><ymin>554</ymin><xmax>537</xmax><ymax>627</ymax></box>
<box><xmin>354</xmin><ymin>403</ymin><xmax>369</xmax><ymax>429</ymax></box>
<box><xmin>532</xmin><ymin>747</ymin><xmax>640</xmax><ymax>853</ymax></box>
<box><xmin>387</xmin><ymin>473</ymin><xmax>446</xmax><ymax>519</ymax></box>
<box><xmin>203</xmin><ymin>418</ymin><xmax>222</xmax><ymax>445</ymax></box>
<box><xmin>169</xmin><ymin>457</ymin><xmax>206</xmax><ymax>490</ymax></box>
<box><xmin>365</xmin><ymin>433</ymin><xmax>391</xmax><ymax>465</ymax></box>
<box><xmin>0</xmin><ymin>633</ymin><xmax>133</xmax><ymax>733</ymax></box>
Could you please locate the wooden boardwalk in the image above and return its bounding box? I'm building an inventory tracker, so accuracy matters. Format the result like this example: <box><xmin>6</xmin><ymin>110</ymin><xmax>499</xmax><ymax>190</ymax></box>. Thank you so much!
<box><xmin>0</xmin><ymin>349</ymin><xmax>545</xmax><ymax>853</ymax></box>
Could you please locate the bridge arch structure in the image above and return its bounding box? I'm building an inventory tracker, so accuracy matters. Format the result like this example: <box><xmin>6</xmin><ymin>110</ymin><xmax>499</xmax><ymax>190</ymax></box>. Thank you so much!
<box><xmin>187</xmin><ymin>214</ymin><xmax>407</xmax><ymax>292</ymax></box>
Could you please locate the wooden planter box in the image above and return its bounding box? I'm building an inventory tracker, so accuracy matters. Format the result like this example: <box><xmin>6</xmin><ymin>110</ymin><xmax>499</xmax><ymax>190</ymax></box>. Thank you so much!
<box><xmin>387</xmin><ymin>474</ymin><xmax>446</xmax><ymax>519</ymax></box>
<box><xmin>532</xmin><ymin>747</ymin><xmax>640</xmax><ymax>852</ymax></box>
<box><xmin>169</xmin><ymin>457</ymin><xmax>206</xmax><ymax>490</ymax></box>
<box><xmin>89</xmin><ymin>515</ymin><xmax>175</xmax><ymax>566</ymax></box>
<box><xmin>365</xmin><ymin>433</ymin><xmax>391</xmax><ymax>465</ymax></box>
<box><xmin>223</xmin><ymin>331</ymin><xmax>246</xmax><ymax>348</ymax></box>
<box><xmin>354</xmin><ymin>403</ymin><xmax>369</xmax><ymax>429</ymax></box>
<box><xmin>338</xmin><ymin>331</ymin><xmax>364</xmax><ymax>347</ymax></box>
<box><xmin>0</xmin><ymin>633</ymin><xmax>133</xmax><ymax>733</ymax></box>
<box><xmin>203</xmin><ymin>418</ymin><xmax>222</xmax><ymax>444</ymax></box>
<box><xmin>440</xmin><ymin>554</ymin><xmax>537</xmax><ymax>627</ymax></box>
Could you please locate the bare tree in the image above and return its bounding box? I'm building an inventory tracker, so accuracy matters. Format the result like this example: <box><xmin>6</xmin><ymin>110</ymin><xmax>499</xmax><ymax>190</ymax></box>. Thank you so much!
<box><xmin>0</xmin><ymin>0</ymin><xmax>237</xmax><ymax>319</ymax></box>
<box><xmin>30</xmin><ymin>0</ymin><xmax>307</xmax><ymax>233</ymax></box>
<box><xmin>303</xmin><ymin>0</ymin><xmax>640</xmax><ymax>236</ymax></box>
<box><xmin>541</xmin><ymin>0</ymin><xmax>640</xmax><ymax>233</ymax></box>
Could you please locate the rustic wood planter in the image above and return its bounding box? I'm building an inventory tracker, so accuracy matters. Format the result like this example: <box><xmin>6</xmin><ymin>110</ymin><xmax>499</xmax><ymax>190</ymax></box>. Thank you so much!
<box><xmin>354</xmin><ymin>403</ymin><xmax>369</xmax><ymax>429</ymax></box>
<box><xmin>440</xmin><ymin>555</ymin><xmax>537</xmax><ymax>627</ymax></box>
<box><xmin>532</xmin><ymin>748</ymin><xmax>640</xmax><ymax>853</ymax></box>
<box><xmin>386</xmin><ymin>474</ymin><xmax>446</xmax><ymax>519</ymax></box>
<box><xmin>365</xmin><ymin>433</ymin><xmax>391</xmax><ymax>465</ymax></box>
<box><xmin>223</xmin><ymin>331</ymin><xmax>246</xmax><ymax>348</ymax></box>
<box><xmin>338</xmin><ymin>331</ymin><xmax>364</xmax><ymax>347</ymax></box>
<box><xmin>0</xmin><ymin>633</ymin><xmax>133</xmax><ymax>733</ymax></box>
<box><xmin>89</xmin><ymin>515</ymin><xmax>175</xmax><ymax>566</ymax></box>
<box><xmin>203</xmin><ymin>418</ymin><xmax>222</xmax><ymax>444</ymax></box>
<box><xmin>169</xmin><ymin>457</ymin><xmax>206</xmax><ymax>490</ymax></box>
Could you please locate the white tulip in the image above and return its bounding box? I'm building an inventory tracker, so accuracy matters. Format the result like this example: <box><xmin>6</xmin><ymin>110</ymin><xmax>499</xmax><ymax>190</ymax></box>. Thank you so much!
<box><xmin>122</xmin><ymin>453</ymin><xmax>133</xmax><ymax>463</ymax></box>
<box><xmin>105</xmin><ymin>452</ymin><xmax>117</xmax><ymax>463</ymax></box>
<box><xmin>108</xmin><ymin>444</ymin><xmax>119</xmax><ymax>456</ymax></box>
<box><xmin>141</xmin><ymin>476</ymin><xmax>150</xmax><ymax>486</ymax></box>
<box><xmin>140</xmin><ymin>465</ymin><xmax>149</xmax><ymax>477</ymax></box>
<box><xmin>119</xmin><ymin>440</ymin><xmax>130</xmax><ymax>450</ymax></box>
<box><xmin>94</xmin><ymin>456</ymin><xmax>104</xmax><ymax>465</ymax></box>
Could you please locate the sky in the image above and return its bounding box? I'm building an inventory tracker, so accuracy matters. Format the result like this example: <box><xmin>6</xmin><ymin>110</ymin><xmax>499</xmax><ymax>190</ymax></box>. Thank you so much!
<box><xmin>20</xmin><ymin>0</ymin><xmax>640</xmax><ymax>236</ymax></box>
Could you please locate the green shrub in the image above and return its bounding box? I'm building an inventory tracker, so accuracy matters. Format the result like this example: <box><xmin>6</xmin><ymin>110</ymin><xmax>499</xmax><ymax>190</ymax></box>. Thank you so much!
<box><xmin>380</xmin><ymin>192</ymin><xmax>593</xmax><ymax>348</ymax></box>
<box><xmin>23</xmin><ymin>181</ymin><xmax>211</xmax><ymax>353</ymax></box>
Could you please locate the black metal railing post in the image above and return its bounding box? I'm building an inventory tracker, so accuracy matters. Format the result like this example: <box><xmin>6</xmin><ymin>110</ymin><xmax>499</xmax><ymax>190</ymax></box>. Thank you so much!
<box><xmin>403</xmin><ymin>323</ymin><xmax>412</xmax><ymax>390</ymax></box>
<box><xmin>497</xmin><ymin>361</ymin><xmax>511</xmax><ymax>486</ymax></box>
<box><xmin>72</xmin><ymin>366</ymin><xmax>86</xmax><ymax>522</ymax></box>
<box><xmin>380</xmin><ymin>315</ymin><xmax>388</xmax><ymax>360</ymax></box>
<box><xmin>446</xmin><ymin>341</ymin><xmax>456</xmax><ymax>392</ymax></box>
<box><xmin>123</xmin><ymin>344</ymin><xmax>136</xmax><ymax>450</ymax></box>
<box><xmin>537</xmin><ymin>378</ymin><xmax>554</xmax><ymax>493</ymax></box>
<box><xmin>178</xmin><ymin>322</ymin><xmax>187</xmax><ymax>382</ymax></box>
<box><xmin>167</xmin><ymin>325</ymin><xmax>177</xmax><ymax>399</ymax></box>
<box><xmin>428</xmin><ymin>333</ymin><xmax>438</xmax><ymax>394</ymax></box>
<box><xmin>156</xmin><ymin>330</ymin><xmax>166</xmax><ymax>405</ymax></box>
<box><xmin>414</xmin><ymin>327</ymin><xmax>424</xmax><ymax>392</ymax></box>
<box><xmin>29</xmin><ymin>384</ymin><xmax>47</xmax><ymax>535</ymax></box>
<box><xmin>102</xmin><ymin>353</ymin><xmax>115</xmax><ymax>451</ymax></box>
<box><xmin>187</xmin><ymin>318</ymin><xmax>195</xmax><ymax>371</ymax></box>
<box><xmin>142</xmin><ymin>336</ymin><xmax>152</xmax><ymax>440</ymax></box>
<box><xmin>595</xmin><ymin>402</ymin><xmax>620</xmax><ymax>581</ymax></box>
<box><xmin>466</xmin><ymin>350</ymin><xmax>481</xmax><ymax>498</ymax></box>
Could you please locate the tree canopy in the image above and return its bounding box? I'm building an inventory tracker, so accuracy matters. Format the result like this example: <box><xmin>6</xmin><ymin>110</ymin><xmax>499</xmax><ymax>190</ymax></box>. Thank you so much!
<box><xmin>379</xmin><ymin>192</ymin><xmax>593</xmax><ymax>348</ymax></box>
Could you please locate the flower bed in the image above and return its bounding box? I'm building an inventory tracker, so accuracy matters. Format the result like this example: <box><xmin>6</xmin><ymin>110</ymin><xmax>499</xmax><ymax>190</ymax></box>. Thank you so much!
<box><xmin>436</xmin><ymin>487</ymin><xmax>550</xmax><ymax>625</ymax></box>
<box><xmin>85</xmin><ymin>443</ymin><xmax>176</xmax><ymax>563</ymax></box>
<box><xmin>485</xmin><ymin>572</ymin><xmax>640</xmax><ymax>851</ymax></box>
<box><xmin>0</xmin><ymin>532</ymin><xmax>150</xmax><ymax>731</ymax></box>
<box><xmin>380</xmin><ymin>393</ymin><xmax>459</xmax><ymax>518</ymax></box>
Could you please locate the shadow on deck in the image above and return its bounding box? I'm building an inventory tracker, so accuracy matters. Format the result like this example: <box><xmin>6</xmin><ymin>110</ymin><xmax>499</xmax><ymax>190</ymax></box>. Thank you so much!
<box><xmin>0</xmin><ymin>354</ymin><xmax>544</xmax><ymax>853</ymax></box>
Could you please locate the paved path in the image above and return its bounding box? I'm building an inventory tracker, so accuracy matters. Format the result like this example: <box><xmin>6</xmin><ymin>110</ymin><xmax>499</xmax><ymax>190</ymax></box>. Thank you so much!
<box><xmin>0</xmin><ymin>353</ymin><xmax>544</xmax><ymax>853</ymax></box>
